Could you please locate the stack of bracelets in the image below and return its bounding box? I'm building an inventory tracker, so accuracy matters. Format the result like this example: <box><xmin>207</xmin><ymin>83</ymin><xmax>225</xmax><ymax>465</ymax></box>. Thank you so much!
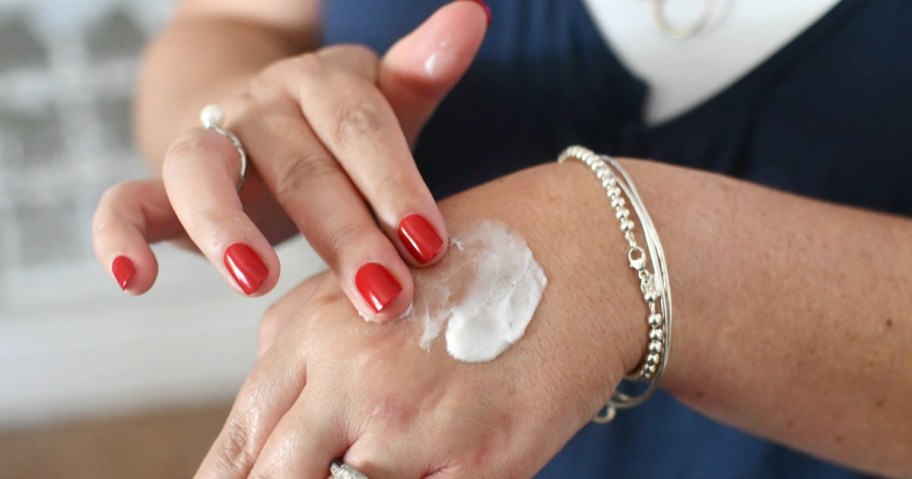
<box><xmin>557</xmin><ymin>146</ymin><xmax>673</xmax><ymax>424</ymax></box>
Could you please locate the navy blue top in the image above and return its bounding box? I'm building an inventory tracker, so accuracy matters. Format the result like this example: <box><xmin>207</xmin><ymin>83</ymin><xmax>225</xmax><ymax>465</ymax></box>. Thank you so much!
<box><xmin>323</xmin><ymin>1</ymin><xmax>910</xmax><ymax>477</ymax></box>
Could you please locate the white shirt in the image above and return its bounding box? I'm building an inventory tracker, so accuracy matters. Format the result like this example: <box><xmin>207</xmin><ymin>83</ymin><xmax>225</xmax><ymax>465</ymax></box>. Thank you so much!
<box><xmin>581</xmin><ymin>0</ymin><xmax>840</xmax><ymax>125</ymax></box>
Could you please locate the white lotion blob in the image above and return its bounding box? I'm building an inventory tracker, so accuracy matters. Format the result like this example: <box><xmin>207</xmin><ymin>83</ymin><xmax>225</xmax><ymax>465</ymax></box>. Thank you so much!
<box><xmin>409</xmin><ymin>221</ymin><xmax>547</xmax><ymax>363</ymax></box>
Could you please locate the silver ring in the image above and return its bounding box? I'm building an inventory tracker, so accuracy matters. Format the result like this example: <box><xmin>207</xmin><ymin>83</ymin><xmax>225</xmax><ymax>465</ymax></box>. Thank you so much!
<box><xmin>200</xmin><ymin>104</ymin><xmax>248</xmax><ymax>191</ymax></box>
<box><xmin>330</xmin><ymin>460</ymin><xmax>369</xmax><ymax>479</ymax></box>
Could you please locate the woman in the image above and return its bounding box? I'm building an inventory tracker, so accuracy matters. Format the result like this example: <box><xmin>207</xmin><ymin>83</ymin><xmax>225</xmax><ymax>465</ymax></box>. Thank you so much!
<box><xmin>93</xmin><ymin>0</ymin><xmax>912</xmax><ymax>477</ymax></box>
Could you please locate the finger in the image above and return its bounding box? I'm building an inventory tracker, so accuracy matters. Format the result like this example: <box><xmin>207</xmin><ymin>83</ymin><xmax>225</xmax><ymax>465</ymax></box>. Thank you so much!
<box><xmin>92</xmin><ymin>179</ymin><xmax>184</xmax><ymax>294</ymax></box>
<box><xmin>162</xmin><ymin>128</ymin><xmax>280</xmax><ymax>296</ymax></box>
<box><xmin>294</xmin><ymin>45</ymin><xmax>449</xmax><ymax>270</ymax></box>
<box><xmin>193</xmin><ymin>304</ymin><xmax>316</xmax><ymax>479</ymax></box>
<box><xmin>258</xmin><ymin>272</ymin><xmax>326</xmax><ymax>357</ymax></box>
<box><xmin>231</xmin><ymin>97</ymin><xmax>414</xmax><ymax>322</ymax></box>
<box><xmin>245</xmin><ymin>388</ymin><xmax>349</xmax><ymax>479</ymax></box>
<box><xmin>381</xmin><ymin>0</ymin><xmax>489</xmax><ymax>146</ymax></box>
<box><xmin>311</xmin><ymin>1</ymin><xmax>487</xmax><ymax>270</ymax></box>
<box><xmin>342</xmin><ymin>435</ymin><xmax>430</xmax><ymax>479</ymax></box>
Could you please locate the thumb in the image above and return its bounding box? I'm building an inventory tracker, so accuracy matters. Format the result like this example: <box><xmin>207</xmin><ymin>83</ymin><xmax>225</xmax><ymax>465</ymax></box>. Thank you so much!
<box><xmin>380</xmin><ymin>0</ymin><xmax>489</xmax><ymax>146</ymax></box>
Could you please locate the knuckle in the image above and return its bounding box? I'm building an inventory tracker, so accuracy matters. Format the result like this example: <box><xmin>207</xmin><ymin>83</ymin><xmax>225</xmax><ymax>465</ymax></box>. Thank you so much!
<box><xmin>225</xmin><ymin>88</ymin><xmax>259</xmax><ymax>115</ymax></box>
<box><xmin>233</xmin><ymin>88</ymin><xmax>256</xmax><ymax>106</ymax></box>
<box><xmin>324</xmin><ymin>220</ymin><xmax>373</xmax><ymax>261</ymax></box>
<box><xmin>290</xmin><ymin>52</ymin><xmax>329</xmax><ymax>77</ymax></box>
<box><xmin>91</xmin><ymin>211</ymin><xmax>117</xmax><ymax>237</ymax></box>
<box><xmin>428</xmin><ymin>463</ymin><xmax>473</xmax><ymax>479</ymax></box>
<box><xmin>366</xmin><ymin>170</ymin><xmax>408</xmax><ymax>206</ymax></box>
<box><xmin>273</xmin><ymin>151</ymin><xmax>339</xmax><ymax>201</ymax></box>
<box><xmin>367</xmin><ymin>395</ymin><xmax>418</xmax><ymax>431</ymax></box>
<box><xmin>214</xmin><ymin>415</ymin><xmax>257</xmax><ymax>473</ymax></box>
<box><xmin>258</xmin><ymin>302</ymin><xmax>285</xmax><ymax>348</ymax></box>
<box><xmin>162</xmin><ymin>132</ymin><xmax>219</xmax><ymax>177</ymax></box>
<box><xmin>250</xmin><ymin>60</ymin><xmax>297</xmax><ymax>97</ymax></box>
<box><xmin>247</xmin><ymin>72</ymin><xmax>275</xmax><ymax>97</ymax></box>
<box><xmin>319</xmin><ymin>43</ymin><xmax>379</xmax><ymax>68</ymax></box>
<box><xmin>332</xmin><ymin>101</ymin><xmax>384</xmax><ymax>145</ymax></box>
<box><xmin>288</xmin><ymin>51</ymin><xmax>327</xmax><ymax>76</ymax></box>
<box><xmin>345</xmin><ymin>44</ymin><xmax>380</xmax><ymax>64</ymax></box>
<box><xmin>307</xmin><ymin>289</ymin><xmax>347</xmax><ymax>313</ymax></box>
<box><xmin>98</xmin><ymin>182</ymin><xmax>132</xmax><ymax>209</ymax></box>
<box><xmin>164</xmin><ymin>132</ymin><xmax>208</xmax><ymax>163</ymax></box>
<box><xmin>257</xmin><ymin>53</ymin><xmax>326</xmax><ymax>95</ymax></box>
<box><xmin>182</xmin><ymin>209</ymin><xmax>244</xmax><ymax>250</ymax></box>
<box><xmin>93</xmin><ymin>182</ymin><xmax>141</xmax><ymax>231</ymax></box>
<box><xmin>103</xmin><ymin>181</ymin><xmax>132</xmax><ymax>198</ymax></box>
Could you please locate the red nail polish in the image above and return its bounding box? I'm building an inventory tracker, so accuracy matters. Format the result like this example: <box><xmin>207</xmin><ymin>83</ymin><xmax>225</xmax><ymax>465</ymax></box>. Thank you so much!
<box><xmin>224</xmin><ymin>244</ymin><xmax>268</xmax><ymax>295</ymax></box>
<box><xmin>355</xmin><ymin>263</ymin><xmax>402</xmax><ymax>313</ymax></box>
<box><xmin>461</xmin><ymin>0</ymin><xmax>492</xmax><ymax>26</ymax></box>
<box><xmin>398</xmin><ymin>214</ymin><xmax>445</xmax><ymax>265</ymax></box>
<box><xmin>112</xmin><ymin>256</ymin><xmax>135</xmax><ymax>291</ymax></box>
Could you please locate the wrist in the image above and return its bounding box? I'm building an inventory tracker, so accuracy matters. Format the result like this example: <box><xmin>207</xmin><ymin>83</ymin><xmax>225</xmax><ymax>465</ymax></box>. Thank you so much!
<box><xmin>523</xmin><ymin>156</ymin><xmax>729</xmax><ymax>415</ymax></box>
<box><xmin>436</xmin><ymin>162</ymin><xmax>647</xmax><ymax>416</ymax></box>
<box><xmin>611</xmin><ymin>159</ymin><xmax>729</xmax><ymax>395</ymax></box>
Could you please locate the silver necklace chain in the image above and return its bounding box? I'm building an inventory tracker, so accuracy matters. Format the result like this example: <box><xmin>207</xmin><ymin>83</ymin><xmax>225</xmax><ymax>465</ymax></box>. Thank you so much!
<box><xmin>651</xmin><ymin>0</ymin><xmax>716</xmax><ymax>40</ymax></box>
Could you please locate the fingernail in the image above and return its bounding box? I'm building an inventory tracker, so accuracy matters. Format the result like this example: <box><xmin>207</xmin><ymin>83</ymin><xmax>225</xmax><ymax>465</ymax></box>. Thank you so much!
<box><xmin>112</xmin><ymin>256</ymin><xmax>135</xmax><ymax>291</ymax></box>
<box><xmin>398</xmin><ymin>214</ymin><xmax>445</xmax><ymax>264</ymax></box>
<box><xmin>461</xmin><ymin>0</ymin><xmax>492</xmax><ymax>26</ymax></box>
<box><xmin>224</xmin><ymin>244</ymin><xmax>268</xmax><ymax>295</ymax></box>
<box><xmin>355</xmin><ymin>263</ymin><xmax>402</xmax><ymax>313</ymax></box>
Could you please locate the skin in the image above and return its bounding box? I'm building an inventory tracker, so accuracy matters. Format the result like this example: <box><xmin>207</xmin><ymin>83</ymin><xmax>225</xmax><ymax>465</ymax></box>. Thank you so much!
<box><xmin>94</xmin><ymin>2</ymin><xmax>488</xmax><ymax>320</ymax></box>
<box><xmin>93</xmin><ymin>0</ymin><xmax>912</xmax><ymax>477</ymax></box>
<box><xmin>202</xmin><ymin>162</ymin><xmax>912</xmax><ymax>478</ymax></box>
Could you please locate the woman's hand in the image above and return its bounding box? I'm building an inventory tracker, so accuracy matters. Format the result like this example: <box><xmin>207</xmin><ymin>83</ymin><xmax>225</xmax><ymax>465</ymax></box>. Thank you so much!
<box><xmin>191</xmin><ymin>154</ymin><xmax>912</xmax><ymax>477</ymax></box>
<box><xmin>193</xmin><ymin>163</ymin><xmax>649</xmax><ymax>478</ymax></box>
<box><xmin>92</xmin><ymin>2</ymin><xmax>488</xmax><ymax>321</ymax></box>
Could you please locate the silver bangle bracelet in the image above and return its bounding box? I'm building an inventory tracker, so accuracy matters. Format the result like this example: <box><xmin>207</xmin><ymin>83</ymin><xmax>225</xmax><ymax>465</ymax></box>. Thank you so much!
<box><xmin>557</xmin><ymin>145</ymin><xmax>673</xmax><ymax>424</ymax></box>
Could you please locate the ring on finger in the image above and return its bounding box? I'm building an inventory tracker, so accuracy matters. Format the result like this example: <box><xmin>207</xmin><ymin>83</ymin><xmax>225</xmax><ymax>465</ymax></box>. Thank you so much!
<box><xmin>330</xmin><ymin>460</ymin><xmax>369</xmax><ymax>479</ymax></box>
<box><xmin>200</xmin><ymin>104</ymin><xmax>248</xmax><ymax>191</ymax></box>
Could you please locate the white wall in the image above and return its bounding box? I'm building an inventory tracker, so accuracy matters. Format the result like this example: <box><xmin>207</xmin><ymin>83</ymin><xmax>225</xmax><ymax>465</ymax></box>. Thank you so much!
<box><xmin>0</xmin><ymin>240</ymin><xmax>325</xmax><ymax>429</ymax></box>
<box><xmin>0</xmin><ymin>0</ymin><xmax>327</xmax><ymax>428</ymax></box>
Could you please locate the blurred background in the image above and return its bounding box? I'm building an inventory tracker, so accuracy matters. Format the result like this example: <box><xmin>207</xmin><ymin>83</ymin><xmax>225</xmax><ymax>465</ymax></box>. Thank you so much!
<box><xmin>0</xmin><ymin>0</ymin><xmax>324</xmax><ymax>477</ymax></box>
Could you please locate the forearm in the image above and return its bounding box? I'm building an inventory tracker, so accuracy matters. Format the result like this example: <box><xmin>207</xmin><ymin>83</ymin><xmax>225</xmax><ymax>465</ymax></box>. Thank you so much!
<box><xmin>134</xmin><ymin>10</ymin><xmax>318</xmax><ymax>167</ymax></box>
<box><xmin>614</xmin><ymin>160</ymin><xmax>912</xmax><ymax>477</ymax></box>
<box><xmin>436</xmin><ymin>160</ymin><xmax>912</xmax><ymax>474</ymax></box>
<box><xmin>240</xmin><ymin>158</ymin><xmax>909</xmax><ymax>476</ymax></box>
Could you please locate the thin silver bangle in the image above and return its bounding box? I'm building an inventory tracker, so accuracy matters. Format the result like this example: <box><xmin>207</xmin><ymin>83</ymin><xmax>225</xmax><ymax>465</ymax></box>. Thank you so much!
<box><xmin>557</xmin><ymin>146</ymin><xmax>673</xmax><ymax>424</ymax></box>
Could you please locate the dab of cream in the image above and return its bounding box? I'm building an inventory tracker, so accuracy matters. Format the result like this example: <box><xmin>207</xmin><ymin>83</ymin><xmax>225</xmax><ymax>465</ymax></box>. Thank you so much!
<box><xmin>408</xmin><ymin>221</ymin><xmax>547</xmax><ymax>363</ymax></box>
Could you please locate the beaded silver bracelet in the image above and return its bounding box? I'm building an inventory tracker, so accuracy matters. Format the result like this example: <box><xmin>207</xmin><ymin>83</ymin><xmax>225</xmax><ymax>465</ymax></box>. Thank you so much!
<box><xmin>557</xmin><ymin>145</ymin><xmax>673</xmax><ymax>424</ymax></box>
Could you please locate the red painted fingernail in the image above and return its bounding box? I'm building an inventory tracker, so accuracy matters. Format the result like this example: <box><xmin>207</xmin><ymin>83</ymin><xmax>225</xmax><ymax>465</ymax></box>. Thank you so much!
<box><xmin>355</xmin><ymin>263</ymin><xmax>402</xmax><ymax>313</ymax></box>
<box><xmin>461</xmin><ymin>0</ymin><xmax>492</xmax><ymax>26</ymax></box>
<box><xmin>398</xmin><ymin>214</ymin><xmax>445</xmax><ymax>265</ymax></box>
<box><xmin>224</xmin><ymin>244</ymin><xmax>268</xmax><ymax>295</ymax></box>
<box><xmin>112</xmin><ymin>256</ymin><xmax>135</xmax><ymax>291</ymax></box>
